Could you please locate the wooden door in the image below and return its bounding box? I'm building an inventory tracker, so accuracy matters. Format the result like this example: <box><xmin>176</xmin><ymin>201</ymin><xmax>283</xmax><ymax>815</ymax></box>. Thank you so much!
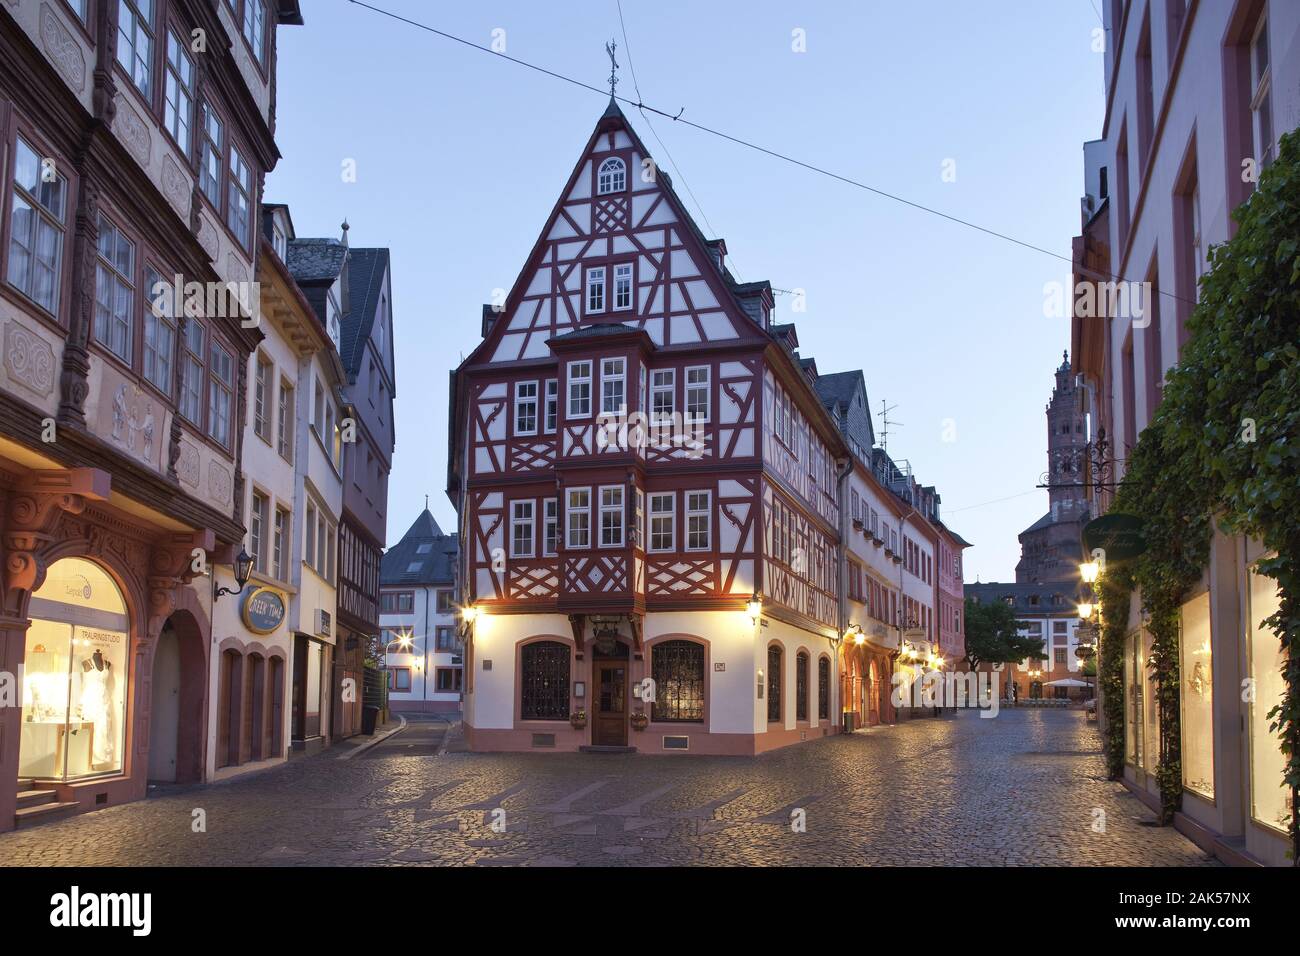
<box><xmin>593</xmin><ymin>661</ymin><xmax>628</xmax><ymax>746</ymax></box>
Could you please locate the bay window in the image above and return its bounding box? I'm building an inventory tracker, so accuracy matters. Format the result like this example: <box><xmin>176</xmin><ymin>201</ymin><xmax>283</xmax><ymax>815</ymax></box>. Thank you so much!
<box><xmin>163</xmin><ymin>30</ymin><xmax>196</xmax><ymax>153</ymax></box>
<box><xmin>227</xmin><ymin>144</ymin><xmax>253</xmax><ymax>251</ymax></box>
<box><xmin>179</xmin><ymin>319</ymin><xmax>204</xmax><ymax>423</ymax></box>
<box><xmin>566</xmin><ymin>488</ymin><xmax>590</xmax><ymax>549</ymax></box>
<box><xmin>511</xmin><ymin>500</ymin><xmax>535</xmax><ymax>558</ymax></box>
<box><xmin>515</xmin><ymin>380</ymin><xmax>538</xmax><ymax>435</ymax></box>
<box><xmin>7</xmin><ymin>137</ymin><xmax>68</xmax><ymax>314</ymax></box>
<box><xmin>601</xmin><ymin>357</ymin><xmax>625</xmax><ymax>415</ymax></box>
<box><xmin>649</xmin><ymin>492</ymin><xmax>674</xmax><ymax>552</ymax></box>
<box><xmin>651</xmin><ymin>369</ymin><xmax>674</xmax><ymax>423</ymax></box>
<box><xmin>198</xmin><ymin>102</ymin><xmax>223</xmax><ymax>207</ymax></box>
<box><xmin>599</xmin><ymin>486</ymin><xmax>624</xmax><ymax>547</ymax></box>
<box><xmin>686</xmin><ymin>491</ymin><xmax>711</xmax><ymax>551</ymax></box>
<box><xmin>686</xmin><ymin>366</ymin><xmax>710</xmax><ymax>423</ymax></box>
<box><xmin>567</xmin><ymin>360</ymin><xmax>592</xmax><ymax>418</ymax></box>
<box><xmin>543</xmin><ymin>498</ymin><xmax>559</xmax><ymax>556</ymax></box>
<box><xmin>93</xmin><ymin>213</ymin><xmax>135</xmax><ymax>364</ymax></box>
<box><xmin>143</xmin><ymin>265</ymin><xmax>176</xmax><ymax>394</ymax></box>
<box><xmin>116</xmin><ymin>0</ymin><xmax>155</xmax><ymax>100</ymax></box>
<box><xmin>207</xmin><ymin>341</ymin><xmax>234</xmax><ymax>447</ymax></box>
<box><xmin>544</xmin><ymin>379</ymin><xmax>558</xmax><ymax>432</ymax></box>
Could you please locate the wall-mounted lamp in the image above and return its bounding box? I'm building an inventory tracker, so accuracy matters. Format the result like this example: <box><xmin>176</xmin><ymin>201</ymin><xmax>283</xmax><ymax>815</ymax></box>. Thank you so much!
<box><xmin>847</xmin><ymin>623</ymin><xmax>865</xmax><ymax>645</ymax></box>
<box><xmin>1079</xmin><ymin>561</ymin><xmax>1100</xmax><ymax>584</ymax></box>
<box><xmin>1077</xmin><ymin>602</ymin><xmax>1095</xmax><ymax>619</ymax></box>
<box><xmin>747</xmin><ymin>592</ymin><xmax>763</xmax><ymax>624</ymax></box>
<box><xmin>213</xmin><ymin>548</ymin><xmax>253</xmax><ymax>602</ymax></box>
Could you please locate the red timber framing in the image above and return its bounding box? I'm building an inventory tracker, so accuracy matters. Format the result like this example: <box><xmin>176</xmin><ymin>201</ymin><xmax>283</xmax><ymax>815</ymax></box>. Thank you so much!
<box><xmin>447</xmin><ymin>102</ymin><xmax>847</xmax><ymax>634</ymax></box>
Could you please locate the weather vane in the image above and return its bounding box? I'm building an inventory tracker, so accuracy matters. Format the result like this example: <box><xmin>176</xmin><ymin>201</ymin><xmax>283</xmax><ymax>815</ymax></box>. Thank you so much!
<box><xmin>605</xmin><ymin>39</ymin><xmax>619</xmax><ymax>100</ymax></box>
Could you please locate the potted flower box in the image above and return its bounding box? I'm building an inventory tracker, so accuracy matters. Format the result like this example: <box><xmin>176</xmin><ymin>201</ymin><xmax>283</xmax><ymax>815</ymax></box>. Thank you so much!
<box><xmin>569</xmin><ymin>710</ymin><xmax>587</xmax><ymax>729</ymax></box>
<box><xmin>630</xmin><ymin>711</ymin><xmax>649</xmax><ymax>731</ymax></box>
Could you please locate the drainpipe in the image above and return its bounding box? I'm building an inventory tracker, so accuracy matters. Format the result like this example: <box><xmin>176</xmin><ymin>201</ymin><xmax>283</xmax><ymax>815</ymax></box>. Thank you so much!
<box><xmin>423</xmin><ymin>585</ymin><xmax>430</xmax><ymax>707</ymax></box>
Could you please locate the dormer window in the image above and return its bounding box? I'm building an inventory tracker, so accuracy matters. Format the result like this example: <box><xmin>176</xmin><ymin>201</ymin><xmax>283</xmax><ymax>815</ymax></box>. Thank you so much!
<box><xmin>597</xmin><ymin>157</ymin><xmax>626</xmax><ymax>195</ymax></box>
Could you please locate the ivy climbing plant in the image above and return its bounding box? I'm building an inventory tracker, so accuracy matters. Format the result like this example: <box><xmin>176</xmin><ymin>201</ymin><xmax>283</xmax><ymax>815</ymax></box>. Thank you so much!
<box><xmin>1096</xmin><ymin>129</ymin><xmax>1300</xmax><ymax>859</ymax></box>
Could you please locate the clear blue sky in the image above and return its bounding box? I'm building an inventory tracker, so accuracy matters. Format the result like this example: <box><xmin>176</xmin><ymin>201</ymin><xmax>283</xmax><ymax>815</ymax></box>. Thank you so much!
<box><xmin>266</xmin><ymin>0</ymin><xmax>1106</xmax><ymax>583</ymax></box>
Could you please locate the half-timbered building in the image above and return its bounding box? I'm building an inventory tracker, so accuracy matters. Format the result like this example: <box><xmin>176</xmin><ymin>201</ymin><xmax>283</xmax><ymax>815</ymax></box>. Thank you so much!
<box><xmin>447</xmin><ymin>101</ymin><xmax>848</xmax><ymax>754</ymax></box>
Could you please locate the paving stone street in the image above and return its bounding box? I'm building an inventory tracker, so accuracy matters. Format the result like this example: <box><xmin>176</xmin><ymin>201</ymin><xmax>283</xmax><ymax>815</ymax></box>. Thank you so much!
<box><xmin>0</xmin><ymin>710</ymin><xmax>1216</xmax><ymax>867</ymax></box>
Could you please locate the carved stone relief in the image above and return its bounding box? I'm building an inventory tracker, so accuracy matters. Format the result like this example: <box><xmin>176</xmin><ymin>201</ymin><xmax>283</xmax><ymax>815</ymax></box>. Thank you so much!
<box><xmin>113</xmin><ymin>94</ymin><xmax>151</xmax><ymax>167</ymax></box>
<box><xmin>39</xmin><ymin>3</ymin><xmax>86</xmax><ymax>93</ymax></box>
<box><xmin>4</xmin><ymin>322</ymin><xmax>56</xmax><ymax>397</ymax></box>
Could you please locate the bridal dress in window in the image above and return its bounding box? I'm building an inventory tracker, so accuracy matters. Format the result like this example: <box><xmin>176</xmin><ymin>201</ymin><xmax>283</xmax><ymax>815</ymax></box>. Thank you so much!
<box><xmin>80</xmin><ymin>662</ymin><xmax>115</xmax><ymax>767</ymax></box>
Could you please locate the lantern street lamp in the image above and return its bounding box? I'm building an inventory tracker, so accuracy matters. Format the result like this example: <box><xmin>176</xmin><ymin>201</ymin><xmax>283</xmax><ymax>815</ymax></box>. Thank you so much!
<box><xmin>214</xmin><ymin>548</ymin><xmax>254</xmax><ymax>602</ymax></box>
<box><xmin>747</xmin><ymin>593</ymin><xmax>763</xmax><ymax>624</ymax></box>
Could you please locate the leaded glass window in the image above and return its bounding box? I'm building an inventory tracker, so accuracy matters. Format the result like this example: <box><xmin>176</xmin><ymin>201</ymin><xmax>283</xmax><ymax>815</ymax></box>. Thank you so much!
<box><xmin>520</xmin><ymin>641</ymin><xmax>569</xmax><ymax>720</ymax></box>
<box><xmin>796</xmin><ymin>652</ymin><xmax>809</xmax><ymax>721</ymax></box>
<box><xmin>767</xmin><ymin>645</ymin><xmax>782</xmax><ymax>722</ymax></box>
<box><xmin>651</xmin><ymin>640</ymin><xmax>704</xmax><ymax>723</ymax></box>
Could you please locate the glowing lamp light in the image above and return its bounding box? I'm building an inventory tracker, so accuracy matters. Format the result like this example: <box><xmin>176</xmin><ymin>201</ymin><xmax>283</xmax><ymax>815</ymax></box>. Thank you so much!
<box><xmin>1079</xmin><ymin>561</ymin><xmax>1100</xmax><ymax>584</ymax></box>
<box><xmin>847</xmin><ymin>623</ymin><xmax>865</xmax><ymax>645</ymax></box>
<box><xmin>461</xmin><ymin>605</ymin><xmax>479</xmax><ymax>624</ymax></box>
<box><xmin>747</xmin><ymin>593</ymin><xmax>763</xmax><ymax>623</ymax></box>
<box><xmin>1077</xmin><ymin>602</ymin><xmax>1095</xmax><ymax>619</ymax></box>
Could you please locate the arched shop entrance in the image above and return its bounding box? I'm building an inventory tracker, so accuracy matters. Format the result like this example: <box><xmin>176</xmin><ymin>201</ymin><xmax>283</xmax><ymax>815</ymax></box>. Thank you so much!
<box><xmin>18</xmin><ymin>558</ymin><xmax>130</xmax><ymax>782</ymax></box>
<box><xmin>148</xmin><ymin>610</ymin><xmax>207</xmax><ymax>783</ymax></box>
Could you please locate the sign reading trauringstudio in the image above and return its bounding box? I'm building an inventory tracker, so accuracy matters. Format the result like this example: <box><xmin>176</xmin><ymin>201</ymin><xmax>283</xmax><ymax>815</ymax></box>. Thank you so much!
<box><xmin>242</xmin><ymin>587</ymin><xmax>287</xmax><ymax>635</ymax></box>
<box><xmin>892</xmin><ymin>670</ymin><xmax>1002</xmax><ymax>717</ymax></box>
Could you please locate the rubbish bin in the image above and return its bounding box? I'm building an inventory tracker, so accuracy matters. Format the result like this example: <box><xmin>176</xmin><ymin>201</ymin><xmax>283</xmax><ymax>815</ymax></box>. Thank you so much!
<box><xmin>841</xmin><ymin>711</ymin><xmax>856</xmax><ymax>734</ymax></box>
<box><xmin>362</xmin><ymin>705</ymin><xmax>380</xmax><ymax>736</ymax></box>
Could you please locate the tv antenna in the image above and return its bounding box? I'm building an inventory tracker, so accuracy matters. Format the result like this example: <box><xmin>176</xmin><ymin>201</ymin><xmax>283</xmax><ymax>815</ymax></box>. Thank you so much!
<box><xmin>879</xmin><ymin>400</ymin><xmax>901</xmax><ymax>453</ymax></box>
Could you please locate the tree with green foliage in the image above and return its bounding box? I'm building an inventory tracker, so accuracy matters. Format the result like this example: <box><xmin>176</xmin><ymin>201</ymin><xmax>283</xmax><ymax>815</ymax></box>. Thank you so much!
<box><xmin>962</xmin><ymin>597</ymin><xmax>1048</xmax><ymax>673</ymax></box>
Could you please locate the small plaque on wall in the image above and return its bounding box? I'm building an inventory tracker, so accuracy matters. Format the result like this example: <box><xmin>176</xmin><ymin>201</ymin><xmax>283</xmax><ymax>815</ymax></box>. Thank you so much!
<box><xmin>714</xmin><ymin>663</ymin><xmax>725</xmax><ymax>672</ymax></box>
<box><xmin>482</xmin><ymin>659</ymin><xmax>492</xmax><ymax>671</ymax></box>
<box><xmin>574</xmin><ymin>681</ymin><xmax>585</xmax><ymax>698</ymax></box>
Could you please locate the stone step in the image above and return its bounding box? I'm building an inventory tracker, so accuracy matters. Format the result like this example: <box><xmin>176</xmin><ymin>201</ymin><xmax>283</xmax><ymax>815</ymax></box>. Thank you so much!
<box><xmin>16</xmin><ymin>789</ymin><xmax>58</xmax><ymax>810</ymax></box>
<box><xmin>14</xmin><ymin>800</ymin><xmax>82</xmax><ymax>830</ymax></box>
<box><xmin>16</xmin><ymin>779</ymin><xmax>37</xmax><ymax>793</ymax></box>
<box><xmin>578</xmin><ymin>745</ymin><xmax>637</xmax><ymax>754</ymax></box>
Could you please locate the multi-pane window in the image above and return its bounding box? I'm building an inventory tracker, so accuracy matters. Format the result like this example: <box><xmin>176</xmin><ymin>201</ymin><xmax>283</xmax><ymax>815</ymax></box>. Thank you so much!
<box><xmin>510</xmin><ymin>500</ymin><xmax>535</xmax><ymax>558</ymax></box>
<box><xmin>7</xmin><ymin>138</ymin><xmax>68</xmax><ymax>314</ymax></box>
<box><xmin>277</xmin><ymin>380</ymin><xmax>294</xmax><ymax>461</ymax></box>
<box><xmin>207</xmin><ymin>341</ymin><xmax>234</xmax><ymax>446</ymax></box>
<box><xmin>566</xmin><ymin>488</ymin><xmax>590</xmax><ymax>549</ymax></box>
<box><xmin>796</xmin><ymin>652</ymin><xmax>809</xmax><ymax>721</ymax></box>
<box><xmin>520</xmin><ymin>641</ymin><xmax>570</xmax><ymax>721</ymax></box>
<box><xmin>597</xmin><ymin>157</ymin><xmax>626</xmax><ymax>194</ymax></box>
<box><xmin>435</xmin><ymin>668</ymin><xmax>463</xmax><ymax>692</ymax></box>
<box><xmin>116</xmin><ymin>0</ymin><xmax>155</xmax><ymax>99</ymax></box>
<box><xmin>543</xmin><ymin>498</ymin><xmax>559</xmax><ymax>556</ymax></box>
<box><xmin>253</xmin><ymin>354</ymin><xmax>271</xmax><ymax>441</ymax></box>
<box><xmin>242</xmin><ymin>0</ymin><xmax>267</xmax><ymax>64</ymax></box>
<box><xmin>249</xmin><ymin>491</ymin><xmax>268</xmax><ymax>573</ymax></box>
<box><xmin>649</xmin><ymin>493</ymin><xmax>674</xmax><ymax>552</ymax></box>
<box><xmin>567</xmin><ymin>361</ymin><xmax>592</xmax><ymax>418</ymax></box>
<box><xmin>544</xmin><ymin>379</ymin><xmax>558</xmax><ymax>433</ymax></box>
<box><xmin>514</xmin><ymin>381</ymin><xmax>538</xmax><ymax>435</ymax></box>
<box><xmin>273</xmin><ymin>507</ymin><xmax>288</xmax><ymax>580</ymax></box>
<box><xmin>586</xmin><ymin>266</ymin><xmax>605</xmax><ymax>313</ymax></box>
<box><xmin>651</xmin><ymin>640</ymin><xmax>705</xmax><ymax>722</ymax></box>
<box><xmin>142</xmin><ymin>266</ymin><xmax>175</xmax><ymax>394</ymax></box>
<box><xmin>651</xmin><ymin>369</ymin><xmax>674</xmax><ymax>423</ymax></box>
<box><xmin>686</xmin><ymin>491</ymin><xmax>711</xmax><ymax>551</ymax></box>
<box><xmin>1251</xmin><ymin>14</ymin><xmax>1274</xmax><ymax>169</ymax></box>
<box><xmin>163</xmin><ymin>31</ymin><xmax>196</xmax><ymax>153</ymax></box>
<box><xmin>305</xmin><ymin>500</ymin><xmax>317</xmax><ymax>572</ymax></box>
<box><xmin>613</xmin><ymin>263</ymin><xmax>633</xmax><ymax>310</ymax></box>
<box><xmin>179</xmin><ymin>319</ymin><xmax>204</xmax><ymax>423</ymax></box>
<box><xmin>600</xmin><ymin>358</ymin><xmax>625</xmax><ymax>415</ymax></box>
<box><xmin>599</xmin><ymin>486</ymin><xmax>624</xmax><ymax>547</ymax></box>
<box><xmin>767</xmin><ymin>645</ymin><xmax>782</xmax><ymax>722</ymax></box>
<box><xmin>67</xmin><ymin>0</ymin><xmax>88</xmax><ymax>21</ymax></box>
<box><xmin>198</xmin><ymin>102</ymin><xmax>223</xmax><ymax>207</ymax></box>
<box><xmin>685</xmin><ymin>366</ymin><xmax>710</xmax><ymax>423</ymax></box>
<box><xmin>435</xmin><ymin>590</ymin><xmax>454</xmax><ymax>614</ymax></box>
<box><xmin>435</xmin><ymin>627</ymin><xmax>459</xmax><ymax>651</ymax></box>
<box><xmin>227</xmin><ymin>145</ymin><xmax>253</xmax><ymax>250</ymax></box>
<box><xmin>93</xmin><ymin>213</ymin><xmax>135</xmax><ymax>364</ymax></box>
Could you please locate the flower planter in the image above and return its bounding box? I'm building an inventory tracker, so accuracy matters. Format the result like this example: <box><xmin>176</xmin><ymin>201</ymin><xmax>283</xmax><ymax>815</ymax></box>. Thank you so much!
<box><xmin>630</xmin><ymin>712</ymin><xmax>649</xmax><ymax>732</ymax></box>
<box><xmin>569</xmin><ymin>712</ymin><xmax>587</xmax><ymax>730</ymax></box>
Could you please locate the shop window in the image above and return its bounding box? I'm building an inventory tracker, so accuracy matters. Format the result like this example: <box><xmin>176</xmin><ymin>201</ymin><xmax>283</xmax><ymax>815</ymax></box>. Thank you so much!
<box><xmin>1179</xmin><ymin>591</ymin><xmax>1214</xmax><ymax>799</ymax></box>
<box><xmin>1246</xmin><ymin>563</ymin><xmax>1290</xmax><ymax>833</ymax></box>
<box><xmin>19</xmin><ymin>559</ymin><xmax>130</xmax><ymax>781</ymax></box>
<box><xmin>650</xmin><ymin>640</ymin><xmax>704</xmax><ymax>723</ymax></box>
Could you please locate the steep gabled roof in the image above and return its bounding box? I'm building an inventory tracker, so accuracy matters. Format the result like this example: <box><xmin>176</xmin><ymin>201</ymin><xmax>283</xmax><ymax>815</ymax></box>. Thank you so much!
<box><xmin>341</xmin><ymin>246</ymin><xmax>389</xmax><ymax>376</ymax></box>
<box><xmin>381</xmin><ymin>508</ymin><xmax>458</xmax><ymax>587</ymax></box>
<box><xmin>286</xmin><ymin>238</ymin><xmax>346</xmax><ymax>284</ymax></box>
<box><xmin>814</xmin><ymin>369</ymin><xmax>875</xmax><ymax>453</ymax></box>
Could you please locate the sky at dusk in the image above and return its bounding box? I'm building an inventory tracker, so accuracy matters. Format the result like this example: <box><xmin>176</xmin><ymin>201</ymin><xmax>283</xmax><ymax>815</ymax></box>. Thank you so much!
<box><xmin>266</xmin><ymin>0</ymin><xmax>1107</xmax><ymax>584</ymax></box>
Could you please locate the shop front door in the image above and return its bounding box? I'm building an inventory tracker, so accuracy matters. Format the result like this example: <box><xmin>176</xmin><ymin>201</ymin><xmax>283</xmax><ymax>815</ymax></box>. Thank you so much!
<box><xmin>593</xmin><ymin>661</ymin><xmax>627</xmax><ymax>746</ymax></box>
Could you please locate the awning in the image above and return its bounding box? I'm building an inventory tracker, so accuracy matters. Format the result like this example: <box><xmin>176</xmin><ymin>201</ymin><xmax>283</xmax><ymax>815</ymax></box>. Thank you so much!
<box><xmin>1044</xmin><ymin>678</ymin><xmax>1090</xmax><ymax>687</ymax></box>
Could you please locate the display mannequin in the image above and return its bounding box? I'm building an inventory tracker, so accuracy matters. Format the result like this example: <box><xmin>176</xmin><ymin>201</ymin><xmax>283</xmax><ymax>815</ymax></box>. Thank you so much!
<box><xmin>79</xmin><ymin>650</ymin><xmax>115</xmax><ymax>767</ymax></box>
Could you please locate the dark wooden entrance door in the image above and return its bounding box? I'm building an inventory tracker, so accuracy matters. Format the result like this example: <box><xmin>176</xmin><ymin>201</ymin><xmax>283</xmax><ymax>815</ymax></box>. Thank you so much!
<box><xmin>593</xmin><ymin>661</ymin><xmax>628</xmax><ymax>746</ymax></box>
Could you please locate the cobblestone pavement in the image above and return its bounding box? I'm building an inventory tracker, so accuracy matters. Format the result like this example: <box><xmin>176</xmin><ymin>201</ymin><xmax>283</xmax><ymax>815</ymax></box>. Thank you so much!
<box><xmin>0</xmin><ymin>709</ymin><xmax>1217</xmax><ymax>866</ymax></box>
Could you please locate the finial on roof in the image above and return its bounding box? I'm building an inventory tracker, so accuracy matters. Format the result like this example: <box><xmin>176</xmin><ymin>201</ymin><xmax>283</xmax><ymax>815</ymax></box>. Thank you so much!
<box><xmin>604</xmin><ymin>39</ymin><xmax>619</xmax><ymax>103</ymax></box>
<box><xmin>424</xmin><ymin>494</ymin><xmax>429</xmax><ymax>511</ymax></box>
<box><xmin>341</xmin><ymin>219</ymin><xmax>350</xmax><ymax>247</ymax></box>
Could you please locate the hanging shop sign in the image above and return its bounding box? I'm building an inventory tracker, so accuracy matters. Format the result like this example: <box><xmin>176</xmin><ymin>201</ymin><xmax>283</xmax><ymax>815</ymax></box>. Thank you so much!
<box><xmin>1081</xmin><ymin>513</ymin><xmax>1147</xmax><ymax>562</ymax></box>
<box><xmin>242</xmin><ymin>587</ymin><xmax>286</xmax><ymax>635</ymax></box>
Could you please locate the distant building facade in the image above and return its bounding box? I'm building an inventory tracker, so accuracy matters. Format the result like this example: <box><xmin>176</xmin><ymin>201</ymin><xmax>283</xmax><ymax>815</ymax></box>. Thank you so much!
<box><xmin>380</xmin><ymin>509</ymin><xmax>460</xmax><ymax>713</ymax></box>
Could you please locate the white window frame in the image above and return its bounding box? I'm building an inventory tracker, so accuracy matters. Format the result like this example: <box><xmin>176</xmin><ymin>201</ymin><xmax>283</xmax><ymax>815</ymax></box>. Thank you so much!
<box><xmin>1250</xmin><ymin>14</ymin><xmax>1274</xmax><ymax>169</ymax></box>
<box><xmin>685</xmin><ymin>365</ymin><xmax>711</xmax><ymax>424</ymax></box>
<box><xmin>686</xmin><ymin>490</ymin><xmax>711</xmax><ymax>551</ymax></box>
<box><xmin>586</xmin><ymin>266</ymin><xmax>606</xmax><ymax>314</ymax></box>
<box><xmin>597</xmin><ymin>157</ymin><xmax>626</xmax><ymax>194</ymax></box>
<box><xmin>613</xmin><ymin>262</ymin><xmax>633</xmax><ymax>311</ymax></box>
<box><xmin>543</xmin><ymin>498</ymin><xmax>559</xmax><ymax>556</ymax></box>
<box><xmin>544</xmin><ymin>379</ymin><xmax>558</xmax><ymax>433</ymax></box>
<box><xmin>601</xmin><ymin>357</ymin><xmax>626</xmax><ymax>415</ymax></box>
<box><xmin>566</xmin><ymin>487</ymin><xmax>591</xmax><ymax>549</ymax></box>
<box><xmin>514</xmin><ymin>380</ymin><xmax>539</xmax><ymax>436</ymax></box>
<box><xmin>651</xmin><ymin>368</ymin><xmax>675</xmax><ymax>424</ymax></box>
<box><xmin>567</xmin><ymin>360</ymin><xmax>592</xmax><ymax>418</ymax></box>
<box><xmin>510</xmin><ymin>499</ymin><xmax>535</xmax><ymax>558</ymax></box>
<box><xmin>163</xmin><ymin>30</ymin><xmax>195</xmax><ymax>154</ymax></box>
<box><xmin>598</xmin><ymin>485</ymin><xmax>625</xmax><ymax>548</ymax></box>
<box><xmin>649</xmin><ymin>492</ymin><xmax>675</xmax><ymax>553</ymax></box>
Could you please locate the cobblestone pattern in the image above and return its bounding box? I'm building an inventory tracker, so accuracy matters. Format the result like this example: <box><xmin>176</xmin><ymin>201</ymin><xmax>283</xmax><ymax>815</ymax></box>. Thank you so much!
<box><xmin>0</xmin><ymin>710</ymin><xmax>1217</xmax><ymax>867</ymax></box>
